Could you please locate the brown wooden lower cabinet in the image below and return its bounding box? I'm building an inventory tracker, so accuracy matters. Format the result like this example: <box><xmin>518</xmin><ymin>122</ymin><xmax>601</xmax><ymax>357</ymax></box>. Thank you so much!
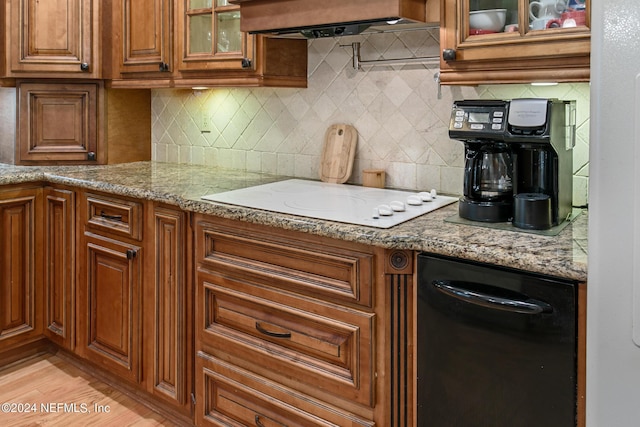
<box><xmin>0</xmin><ymin>183</ymin><xmax>587</xmax><ymax>427</ymax></box>
<box><xmin>76</xmin><ymin>231</ymin><xmax>143</xmax><ymax>383</ymax></box>
<box><xmin>43</xmin><ymin>186</ymin><xmax>76</xmax><ymax>350</ymax></box>
<box><xmin>0</xmin><ymin>185</ymin><xmax>43</xmax><ymax>350</ymax></box>
<box><xmin>74</xmin><ymin>192</ymin><xmax>193</xmax><ymax>420</ymax></box>
<box><xmin>193</xmin><ymin>214</ymin><xmax>403</xmax><ymax>426</ymax></box>
<box><xmin>76</xmin><ymin>191</ymin><xmax>144</xmax><ymax>383</ymax></box>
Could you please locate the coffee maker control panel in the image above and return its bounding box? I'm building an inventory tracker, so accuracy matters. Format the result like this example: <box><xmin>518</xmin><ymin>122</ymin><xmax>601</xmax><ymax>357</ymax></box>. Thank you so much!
<box><xmin>449</xmin><ymin>101</ymin><xmax>509</xmax><ymax>139</ymax></box>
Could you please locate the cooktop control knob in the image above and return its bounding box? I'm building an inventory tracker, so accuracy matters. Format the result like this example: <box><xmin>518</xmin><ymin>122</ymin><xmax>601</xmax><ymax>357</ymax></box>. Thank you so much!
<box><xmin>377</xmin><ymin>204</ymin><xmax>394</xmax><ymax>216</ymax></box>
<box><xmin>390</xmin><ymin>201</ymin><xmax>406</xmax><ymax>212</ymax></box>
<box><xmin>407</xmin><ymin>195</ymin><xmax>423</xmax><ymax>206</ymax></box>
<box><xmin>418</xmin><ymin>192</ymin><xmax>433</xmax><ymax>202</ymax></box>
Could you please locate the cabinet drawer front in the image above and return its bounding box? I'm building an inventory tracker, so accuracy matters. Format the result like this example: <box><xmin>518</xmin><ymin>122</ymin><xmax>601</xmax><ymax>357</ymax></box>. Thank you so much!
<box><xmin>196</xmin><ymin>220</ymin><xmax>373</xmax><ymax>307</ymax></box>
<box><xmin>84</xmin><ymin>193</ymin><xmax>142</xmax><ymax>240</ymax></box>
<box><xmin>199</xmin><ymin>275</ymin><xmax>375</xmax><ymax>407</ymax></box>
<box><xmin>196</xmin><ymin>352</ymin><xmax>374</xmax><ymax>427</ymax></box>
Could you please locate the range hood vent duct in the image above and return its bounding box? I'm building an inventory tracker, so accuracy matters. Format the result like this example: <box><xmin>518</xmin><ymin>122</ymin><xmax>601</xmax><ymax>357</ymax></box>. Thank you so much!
<box><xmin>230</xmin><ymin>0</ymin><xmax>433</xmax><ymax>38</ymax></box>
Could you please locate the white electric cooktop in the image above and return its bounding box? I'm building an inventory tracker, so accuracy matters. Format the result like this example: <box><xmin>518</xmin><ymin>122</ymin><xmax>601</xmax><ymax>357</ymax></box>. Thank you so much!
<box><xmin>202</xmin><ymin>179</ymin><xmax>457</xmax><ymax>229</ymax></box>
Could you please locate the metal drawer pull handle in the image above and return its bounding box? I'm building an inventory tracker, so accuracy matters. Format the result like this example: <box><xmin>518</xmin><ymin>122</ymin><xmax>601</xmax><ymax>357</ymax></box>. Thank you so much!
<box><xmin>255</xmin><ymin>322</ymin><xmax>292</xmax><ymax>339</ymax></box>
<box><xmin>100</xmin><ymin>210</ymin><xmax>123</xmax><ymax>221</ymax></box>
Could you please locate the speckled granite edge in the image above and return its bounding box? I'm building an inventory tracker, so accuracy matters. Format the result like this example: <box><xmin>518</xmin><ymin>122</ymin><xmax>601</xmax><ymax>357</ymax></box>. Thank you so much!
<box><xmin>0</xmin><ymin>161</ymin><xmax>588</xmax><ymax>282</ymax></box>
<box><xmin>0</xmin><ymin>170</ymin><xmax>46</xmax><ymax>184</ymax></box>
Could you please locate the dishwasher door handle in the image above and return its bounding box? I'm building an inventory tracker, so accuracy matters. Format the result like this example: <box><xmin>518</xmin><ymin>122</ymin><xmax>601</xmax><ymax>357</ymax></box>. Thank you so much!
<box><xmin>432</xmin><ymin>280</ymin><xmax>553</xmax><ymax>314</ymax></box>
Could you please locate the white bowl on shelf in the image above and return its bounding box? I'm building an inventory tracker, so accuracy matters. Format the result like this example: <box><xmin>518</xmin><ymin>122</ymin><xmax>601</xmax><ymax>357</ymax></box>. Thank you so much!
<box><xmin>469</xmin><ymin>8</ymin><xmax>507</xmax><ymax>32</ymax></box>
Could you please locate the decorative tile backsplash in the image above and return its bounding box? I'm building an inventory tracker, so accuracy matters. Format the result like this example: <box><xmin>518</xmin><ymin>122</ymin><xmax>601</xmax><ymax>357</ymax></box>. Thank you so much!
<box><xmin>152</xmin><ymin>28</ymin><xmax>590</xmax><ymax>206</ymax></box>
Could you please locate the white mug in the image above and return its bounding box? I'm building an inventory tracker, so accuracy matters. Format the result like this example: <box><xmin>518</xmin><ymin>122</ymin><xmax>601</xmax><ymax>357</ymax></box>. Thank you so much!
<box><xmin>530</xmin><ymin>17</ymin><xmax>554</xmax><ymax>30</ymax></box>
<box><xmin>529</xmin><ymin>0</ymin><xmax>568</xmax><ymax>20</ymax></box>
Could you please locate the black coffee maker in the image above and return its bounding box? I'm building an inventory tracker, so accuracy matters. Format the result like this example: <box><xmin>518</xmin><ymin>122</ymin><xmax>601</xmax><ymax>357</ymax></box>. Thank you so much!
<box><xmin>450</xmin><ymin>98</ymin><xmax>575</xmax><ymax>229</ymax></box>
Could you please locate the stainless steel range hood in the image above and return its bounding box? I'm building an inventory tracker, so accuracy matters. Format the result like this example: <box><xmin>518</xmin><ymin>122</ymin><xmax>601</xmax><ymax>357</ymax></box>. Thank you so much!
<box><xmin>230</xmin><ymin>0</ymin><xmax>438</xmax><ymax>38</ymax></box>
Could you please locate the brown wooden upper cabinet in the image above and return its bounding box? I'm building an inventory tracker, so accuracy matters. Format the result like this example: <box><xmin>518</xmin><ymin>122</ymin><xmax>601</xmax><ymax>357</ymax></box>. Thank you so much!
<box><xmin>16</xmin><ymin>80</ymin><xmax>151</xmax><ymax>165</ymax></box>
<box><xmin>3</xmin><ymin>0</ymin><xmax>101</xmax><ymax>79</ymax></box>
<box><xmin>115</xmin><ymin>0</ymin><xmax>174</xmax><ymax>77</ymax></box>
<box><xmin>177</xmin><ymin>0</ymin><xmax>254</xmax><ymax>73</ymax></box>
<box><xmin>440</xmin><ymin>0</ymin><xmax>591</xmax><ymax>85</ymax></box>
<box><xmin>105</xmin><ymin>0</ymin><xmax>307</xmax><ymax>88</ymax></box>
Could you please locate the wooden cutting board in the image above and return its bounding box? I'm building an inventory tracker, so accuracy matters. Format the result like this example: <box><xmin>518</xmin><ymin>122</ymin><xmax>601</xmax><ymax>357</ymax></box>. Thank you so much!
<box><xmin>319</xmin><ymin>124</ymin><xmax>358</xmax><ymax>183</ymax></box>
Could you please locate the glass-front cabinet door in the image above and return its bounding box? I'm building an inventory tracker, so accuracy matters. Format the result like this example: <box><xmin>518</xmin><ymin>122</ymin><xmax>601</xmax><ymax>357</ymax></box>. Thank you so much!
<box><xmin>178</xmin><ymin>0</ymin><xmax>255</xmax><ymax>72</ymax></box>
<box><xmin>440</xmin><ymin>0</ymin><xmax>590</xmax><ymax>84</ymax></box>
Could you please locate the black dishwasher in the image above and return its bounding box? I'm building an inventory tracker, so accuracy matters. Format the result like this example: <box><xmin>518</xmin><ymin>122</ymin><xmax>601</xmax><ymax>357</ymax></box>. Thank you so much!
<box><xmin>417</xmin><ymin>253</ymin><xmax>577</xmax><ymax>427</ymax></box>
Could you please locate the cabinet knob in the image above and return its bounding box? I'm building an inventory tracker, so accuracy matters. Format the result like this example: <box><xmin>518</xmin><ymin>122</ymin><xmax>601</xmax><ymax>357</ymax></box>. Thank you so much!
<box><xmin>87</xmin><ymin>152</ymin><xmax>96</xmax><ymax>161</ymax></box>
<box><xmin>442</xmin><ymin>49</ymin><xmax>456</xmax><ymax>61</ymax></box>
<box><xmin>126</xmin><ymin>249</ymin><xmax>137</xmax><ymax>260</ymax></box>
<box><xmin>241</xmin><ymin>58</ymin><xmax>252</xmax><ymax>69</ymax></box>
<box><xmin>80</xmin><ymin>62</ymin><xmax>90</xmax><ymax>72</ymax></box>
<box><xmin>159</xmin><ymin>62</ymin><xmax>170</xmax><ymax>72</ymax></box>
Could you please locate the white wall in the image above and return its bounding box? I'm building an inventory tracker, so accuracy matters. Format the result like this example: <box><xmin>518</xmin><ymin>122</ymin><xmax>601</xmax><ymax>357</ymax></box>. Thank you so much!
<box><xmin>151</xmin><ymin>29</ymin><xmax>590</xmax><ymax>205</ymax></box>
<box><xmin>0</xmin><ymin>88</ymin><xmax>16</xmax><ymax>164</ymax></box>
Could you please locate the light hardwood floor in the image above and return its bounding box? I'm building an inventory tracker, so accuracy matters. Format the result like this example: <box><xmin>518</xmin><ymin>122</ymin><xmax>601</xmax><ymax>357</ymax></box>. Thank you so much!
<box><xmin>0</xmin><ymin>353</ymin><xmax>178</xmax><ymax>426</ymax></box>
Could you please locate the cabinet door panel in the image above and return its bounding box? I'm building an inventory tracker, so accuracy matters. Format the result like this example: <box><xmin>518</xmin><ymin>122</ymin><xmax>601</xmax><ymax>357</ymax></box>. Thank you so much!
<box><xmin>151</xmin><ymin>207</ymin><xmax>187</xmax><ymax>405</ymax></box>
<box><xmin>177</xmin><ymin>0</ymin><xmax>255</xmax><ymax>72</ymax></box>
<box><xmin>121</xmin><ymin>0</ymin><xmax>173</xmax><ymax>74</ymax></box>
<box><xmin>43</xmin><ymin>187</ymin><xmax>75</xmax><ymax>350</ymax></box>
<box><xmin>17</xmin><ymin>82</ymin><xmax>98</xmax><ymax>164</ymax></box>
<box><xmin>79</xmin><ymin>232</ymin><xmax>141</xmax><ymax>383</ymax></box>
<box><xmin>0</xmin><ymin>189</ymin><xmax>42</xmax><ymax>345</ymax></box>
<box><xmin>8</xmin><ymin>0</ymin><xmax>99</xmax><ymax>77</ymax></box>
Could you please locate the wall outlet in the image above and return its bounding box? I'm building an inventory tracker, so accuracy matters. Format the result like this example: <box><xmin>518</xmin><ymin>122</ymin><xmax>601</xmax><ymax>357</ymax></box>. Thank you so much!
<box><xmin>199</xmin><ymin>110</ymin><xmax>212</xmax><ymax>133</ymax></box>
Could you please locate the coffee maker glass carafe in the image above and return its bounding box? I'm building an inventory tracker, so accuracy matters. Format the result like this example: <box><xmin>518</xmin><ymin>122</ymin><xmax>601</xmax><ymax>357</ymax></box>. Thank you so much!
<box><xmin>459</xmin><ymin>142</ymin><xmax>514</xmax><ymax>222</ymax></box>
<box><xmin>464</xmin><ymin>142</ymin><xmax>513</xmax><ymax>203</ymax></box>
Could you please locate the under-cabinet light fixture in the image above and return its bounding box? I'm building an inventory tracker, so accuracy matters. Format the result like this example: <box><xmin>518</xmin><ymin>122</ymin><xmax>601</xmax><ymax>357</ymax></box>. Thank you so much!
<box><xmin>531</xmin><ymin>82</ymin><xmax>559</xmax><ymax>86</ymax></box>
<box><xmin>192</xmin><ymin>87</ymin><xmax>209</xmax><ymax>96</ymax></box>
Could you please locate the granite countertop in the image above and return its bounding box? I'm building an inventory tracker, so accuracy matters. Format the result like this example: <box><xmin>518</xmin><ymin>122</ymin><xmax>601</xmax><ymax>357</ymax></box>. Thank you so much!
<box><xmin>0</xmin><ymin>161</ymin><xmax>588</xmax><ymax>282</ymax></box>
